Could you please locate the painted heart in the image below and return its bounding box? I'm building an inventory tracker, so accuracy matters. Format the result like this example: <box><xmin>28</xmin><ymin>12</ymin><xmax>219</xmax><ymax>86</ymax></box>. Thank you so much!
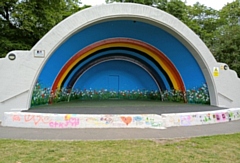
<box><xmin>121</xmin><ymin>116</ymin><xmax>132</xmax><ymax>125</ymax></box>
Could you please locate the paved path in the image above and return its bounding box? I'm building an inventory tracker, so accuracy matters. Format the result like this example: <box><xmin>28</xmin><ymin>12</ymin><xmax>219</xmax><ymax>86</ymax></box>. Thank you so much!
<box><xmin>0</xmin><ymin>120</ymin><xmax>239</xmax><ymax>140</ymax></box>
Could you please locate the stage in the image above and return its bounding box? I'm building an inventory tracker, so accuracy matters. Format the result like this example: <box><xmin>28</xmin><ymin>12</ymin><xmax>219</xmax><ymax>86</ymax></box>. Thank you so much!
<box><xmin>23</xmin><ymin>100</ymin><xmax>226</xmax><ymax>115</ymax></box>
<box><xmin>2</xmin><ymin>100</ymin><xmax>240</xmax><ymax>129</ymax></box>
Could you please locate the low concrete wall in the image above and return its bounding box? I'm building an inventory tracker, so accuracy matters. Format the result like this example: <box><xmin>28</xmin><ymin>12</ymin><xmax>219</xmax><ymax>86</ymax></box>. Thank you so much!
<box><xmin>2</xmin><ymin>108</ymin><xmax>240</xmax><ymax>129</ymax></box>
<box><xmin>2</xmin><ymin>113</ymin><xmax>165</xmax><ymax>129</ymax></box>
<box><xmin>162</xmin><ymin>108</ymin><xmax>240</xmax><ymax>127</ymax></box>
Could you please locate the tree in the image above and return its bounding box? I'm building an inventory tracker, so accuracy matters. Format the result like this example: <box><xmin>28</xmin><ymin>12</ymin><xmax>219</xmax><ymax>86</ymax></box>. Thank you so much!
<box><xmin>0</xmin><ymin>0</ymin><xmax>86</xmax><ymax>58</ymax></box>
<box><xmin>0</xmin><ymin>0</ymin><xmax>26</xmax><ymax>57</ymax></box>
<box><xmin>210</xmin><ymin>0</ymin><xmax>240</xmax><ymax>77</ymax></box>
<box><xmin>185</xmin><ymin>2</ymin><xmax>220</xmax><ymax>48</ymax></box>
<box><xmin>158</xmin><ymin>0</ymin><xmax>188</xmax><ymax>22</ymax></box>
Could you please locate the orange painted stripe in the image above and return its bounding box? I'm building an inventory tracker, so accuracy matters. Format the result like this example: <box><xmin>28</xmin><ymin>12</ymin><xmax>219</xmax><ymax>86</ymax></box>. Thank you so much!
<box><xmin>52</xmin><ymin>38</ymin><xmax>185</xmax><ymax>92</ymax></box>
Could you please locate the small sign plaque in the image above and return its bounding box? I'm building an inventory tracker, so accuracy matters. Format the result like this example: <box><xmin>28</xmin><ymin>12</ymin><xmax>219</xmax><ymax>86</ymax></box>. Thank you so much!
<box><xmin>34</xmin><ymin>50</ymin><xmax>45</xmax><ymax>58</ymax></box>
<box><xmin>213</xmin><ymin>67</ymin><xmax>219</xmax><ymax>77</ymax></box>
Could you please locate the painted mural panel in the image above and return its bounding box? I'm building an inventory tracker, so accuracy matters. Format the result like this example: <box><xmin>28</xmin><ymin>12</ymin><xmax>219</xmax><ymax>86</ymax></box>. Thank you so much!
<box><xmin>33</xmin><ymin>20</ymin><xmax>210</xmax><ymax>106</ymax></box>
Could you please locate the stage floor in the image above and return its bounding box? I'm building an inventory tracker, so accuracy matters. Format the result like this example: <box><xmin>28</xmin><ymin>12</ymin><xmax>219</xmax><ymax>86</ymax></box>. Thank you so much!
<box><xmin>23</xmin><ymin>100</ymin><xmax>227</xmax><ymax>115</ymax></box>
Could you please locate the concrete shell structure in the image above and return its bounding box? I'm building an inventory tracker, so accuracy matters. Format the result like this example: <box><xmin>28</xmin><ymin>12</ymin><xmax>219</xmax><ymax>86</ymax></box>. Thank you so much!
<box><xmin>0</xmin><ymin>3</ymin><xmax>240</xmax><ymax>121</ymax></box>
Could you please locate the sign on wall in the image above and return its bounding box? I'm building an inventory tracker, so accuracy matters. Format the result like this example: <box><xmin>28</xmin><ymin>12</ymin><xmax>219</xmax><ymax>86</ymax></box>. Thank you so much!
<box><xmin>34</xmin><ymin>50</ymin><xmax>45</xmax><ymax>58</ymax></box>
<box><xmin>213</xmin><ymin>67</ymin><xmax>219</xmax><ymax>77</ymax></box>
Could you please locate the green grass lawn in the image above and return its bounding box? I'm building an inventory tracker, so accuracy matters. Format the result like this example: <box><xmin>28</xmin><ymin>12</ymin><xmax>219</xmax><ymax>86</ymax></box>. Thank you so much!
<box><xmin>1</xmin><ymin>133</ymin><xmax>240</xmax><ymax>163</ymax></box>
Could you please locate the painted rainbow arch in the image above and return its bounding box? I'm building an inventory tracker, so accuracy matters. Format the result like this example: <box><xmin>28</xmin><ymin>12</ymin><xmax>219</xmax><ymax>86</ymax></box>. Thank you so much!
<box><xmin>52</xmin><ymin>38</ymin><xmax>185</xmax><ymax>92</ymax></box>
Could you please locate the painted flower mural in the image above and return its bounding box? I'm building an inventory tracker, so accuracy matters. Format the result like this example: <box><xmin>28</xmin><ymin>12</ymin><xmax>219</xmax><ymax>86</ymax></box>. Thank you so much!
<box><xmin>31</xmin><ymin>82</ymin><xmax>210</xmax><ymax>106</ymax></box>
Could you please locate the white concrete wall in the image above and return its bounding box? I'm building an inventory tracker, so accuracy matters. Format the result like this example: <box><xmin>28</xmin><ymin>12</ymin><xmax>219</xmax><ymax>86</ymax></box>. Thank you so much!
<box><xmin>0</xmin><ymin>3</ymin><xmax>240</xmax><ymax>121</ymax></box>
<box><xmin>214</xmin><ymin>62</ymin><xmax>240</xmax><ymax>107</ymax></box>
<box><xmin>0</xmin><ymin>51</ymin><xmax>44</xmax><ymax>120</ymax></box>
<box><xmin>2</xmin><ymin>113</ymin><xmax>165</xmax><ymax>129</ymax></box>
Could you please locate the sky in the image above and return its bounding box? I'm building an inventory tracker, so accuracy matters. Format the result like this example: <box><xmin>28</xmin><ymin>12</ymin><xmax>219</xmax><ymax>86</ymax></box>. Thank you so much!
<box><xmin>81</xmin><ymin>0</ymin><xmax>235</xmax><ymax>10</ymax></box>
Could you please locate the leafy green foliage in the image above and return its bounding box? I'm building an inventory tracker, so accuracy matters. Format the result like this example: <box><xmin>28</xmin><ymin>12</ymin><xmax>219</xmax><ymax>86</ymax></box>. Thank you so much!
<box><xmin>0</xmin><ymin>0</ymin><xmax>30</xmax><ymax>57</ymax></box>
<box><xmin>185</xmin><ymin>3</ymin><xmax>220</xmax><ymax>46</ymax></box>
<box><xmin>0</xmin><ymin>0</ymin><xmax>87</xmax><ymax>57</ymax></box>
<box><xmin>210</xmin><ymin>1</ymin><xmax>240</xmax><ymax>77</ymax></box>
<box><xmin>158</xmin><ymin>0</ymin><xmax>188</xmax><ymax>22</ymax></box>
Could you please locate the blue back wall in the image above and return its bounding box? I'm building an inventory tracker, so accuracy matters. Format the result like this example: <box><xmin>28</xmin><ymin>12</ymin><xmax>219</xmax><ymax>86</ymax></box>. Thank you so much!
<box><xmin>38</xmin><ymin>20</ymin><xmax>206</xmax><ymax>90</ymax></box>
<box><xmin>75</xmin><ymin>60</ymin><xmax>158</xmax><ymax>91</ymax></box>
